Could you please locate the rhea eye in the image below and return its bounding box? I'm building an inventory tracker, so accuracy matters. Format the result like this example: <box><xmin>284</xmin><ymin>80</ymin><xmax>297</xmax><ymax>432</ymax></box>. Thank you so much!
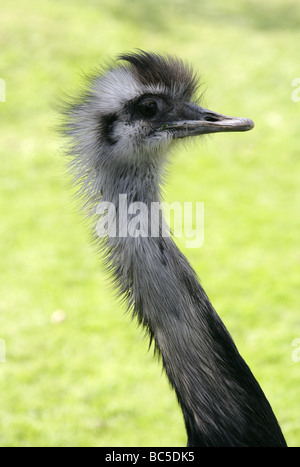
<box><xmin>137</xmin><ymin>99</ymin><xmax>159</xmax><ymax>118</ymax></box>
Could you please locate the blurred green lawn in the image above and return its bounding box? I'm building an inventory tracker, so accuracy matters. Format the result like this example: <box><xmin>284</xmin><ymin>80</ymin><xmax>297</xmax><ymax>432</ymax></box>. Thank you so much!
<box><xmin>0</xmin><ymin>0</ymin><xmax>299</xmax><ymax>447</ymax></box>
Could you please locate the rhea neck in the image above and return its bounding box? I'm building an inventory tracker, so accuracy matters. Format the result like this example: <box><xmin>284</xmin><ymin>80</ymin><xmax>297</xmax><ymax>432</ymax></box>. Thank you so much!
<box><xmin>98</xmin><ymin>153</ymin><xmax>241</xmax><ymax>444</ymax></box>
<box><xmin>96</xmin><ymin>148</ymin><xmax>286</xmax><ymax>447</ymax></box>
<box><xmin>97</xmin><ymin>151</ymin><xmax>168</xmax><ymax>243</ymax></box>
<box><xmin>100</xmin><ymin>154</ymin><xmax>165</xmax><ymax>206</ymax></box>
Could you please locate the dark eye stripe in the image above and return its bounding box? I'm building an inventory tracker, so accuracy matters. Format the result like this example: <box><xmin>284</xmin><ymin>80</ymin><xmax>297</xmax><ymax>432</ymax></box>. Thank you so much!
<box><xmin>101</xmin><ymin>113</ymin><xmax>118</xmax><ymax>145</ymax></box>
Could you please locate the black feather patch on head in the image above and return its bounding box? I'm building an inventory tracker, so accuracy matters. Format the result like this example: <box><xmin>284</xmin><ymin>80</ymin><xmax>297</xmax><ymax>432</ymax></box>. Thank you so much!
<box><xmin>118</xmin><ymin>50</ymin><xmax>200</xmax><ymax>101</ymax></box>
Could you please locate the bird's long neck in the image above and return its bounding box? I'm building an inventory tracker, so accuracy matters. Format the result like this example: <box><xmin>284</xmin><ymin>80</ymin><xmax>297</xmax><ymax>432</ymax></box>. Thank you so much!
<box><xmin>95</xmin><ymin>159</ymin><xmax>286</xmax><ymax>447</ymax></box>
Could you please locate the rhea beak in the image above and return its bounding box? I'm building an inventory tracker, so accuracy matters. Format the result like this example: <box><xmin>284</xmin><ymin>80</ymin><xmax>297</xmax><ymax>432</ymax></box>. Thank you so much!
<box><xmin>157</xmin><ymin>103</ymin><xmax>254</xmax><ymax>139</ymax></box>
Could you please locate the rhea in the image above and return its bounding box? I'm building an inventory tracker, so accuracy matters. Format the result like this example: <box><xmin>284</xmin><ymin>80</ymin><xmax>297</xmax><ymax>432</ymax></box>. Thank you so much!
<box><xmin>63</xmin><ymin>51</ymin><xmax>287</xmax><ymax>446</ymax></box>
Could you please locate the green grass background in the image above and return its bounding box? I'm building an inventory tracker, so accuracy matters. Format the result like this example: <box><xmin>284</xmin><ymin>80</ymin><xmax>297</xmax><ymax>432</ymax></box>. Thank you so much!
<box><xmin>0</xmin><ymin>0</ymin><xmax>299</xmax><ymax>447</ymax></box>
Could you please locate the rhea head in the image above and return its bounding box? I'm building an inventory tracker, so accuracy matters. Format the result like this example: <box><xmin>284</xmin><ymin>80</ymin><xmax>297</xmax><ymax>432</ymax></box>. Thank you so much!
<box><xmin>66</xmin><ymin>51</ymin><xmax>254</xmax><ymax>172</ymax></box>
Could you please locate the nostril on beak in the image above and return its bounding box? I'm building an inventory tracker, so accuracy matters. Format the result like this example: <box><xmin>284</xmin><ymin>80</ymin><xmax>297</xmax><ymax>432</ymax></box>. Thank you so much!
<box><xmin>204</xmin><ymin>115</ymin><xmax>220</xmax><ymax>122</ymax></box>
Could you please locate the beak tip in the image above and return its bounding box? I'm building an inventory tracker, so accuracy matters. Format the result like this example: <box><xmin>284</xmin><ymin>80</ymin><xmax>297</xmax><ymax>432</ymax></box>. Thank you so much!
<box><xmin>247</xmin><ymin>118</ymin><xmax>255</xmax><ymax>130</ymax></box>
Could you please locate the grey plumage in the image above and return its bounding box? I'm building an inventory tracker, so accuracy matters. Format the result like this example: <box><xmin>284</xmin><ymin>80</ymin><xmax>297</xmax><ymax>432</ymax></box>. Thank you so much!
<box><xmin>61</xmin><ymin>51</ymin><xmax>286</xmax><ymax>447</ymax></box>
